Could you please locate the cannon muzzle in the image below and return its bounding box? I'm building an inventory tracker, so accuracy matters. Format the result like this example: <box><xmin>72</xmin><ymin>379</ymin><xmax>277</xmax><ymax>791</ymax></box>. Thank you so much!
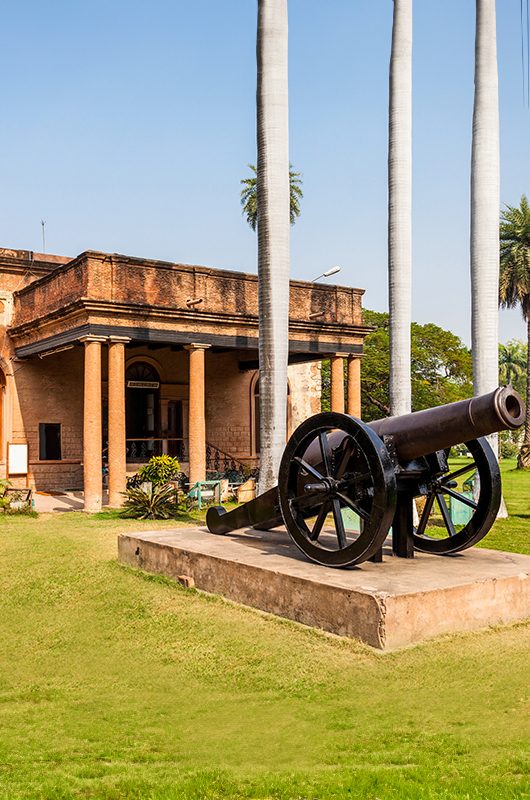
<box><xmin>368</xmin><ymin>386</ymin><xmax>524</xmax><ymax>462</ymax></box>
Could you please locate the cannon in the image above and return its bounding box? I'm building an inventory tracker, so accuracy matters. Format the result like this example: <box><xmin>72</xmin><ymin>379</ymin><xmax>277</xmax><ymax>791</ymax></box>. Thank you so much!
<box><xmin>206</xmin><ymin>387</ymin><xmax>525</xmax><ymax>568</ymax></box>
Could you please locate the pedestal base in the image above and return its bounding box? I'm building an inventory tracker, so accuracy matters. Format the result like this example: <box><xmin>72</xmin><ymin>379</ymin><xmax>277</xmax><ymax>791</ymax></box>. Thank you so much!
<box><xmin>118</xmin><ymin>527</ymin><xmax>530</xmax><ymax>650</ymax></box>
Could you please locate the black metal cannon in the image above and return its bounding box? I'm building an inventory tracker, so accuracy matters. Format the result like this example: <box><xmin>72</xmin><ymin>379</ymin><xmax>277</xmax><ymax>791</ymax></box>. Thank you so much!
<box><xmin>206</xmin><ymin>387</ymin><xmax>525</xmax><ymax>568</ymax></box>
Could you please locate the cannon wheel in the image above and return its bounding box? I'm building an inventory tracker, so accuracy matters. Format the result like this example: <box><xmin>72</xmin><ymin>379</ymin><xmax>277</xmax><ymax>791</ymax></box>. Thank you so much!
<box><xmin>278</xmin><ymin>413</ymin><xmax>397</xmax><ymax>567</ymax></box>
<box><xmin>412</xmin><ymin>436</ymin><xmax>501</xmax><ymax>554</ymax></box>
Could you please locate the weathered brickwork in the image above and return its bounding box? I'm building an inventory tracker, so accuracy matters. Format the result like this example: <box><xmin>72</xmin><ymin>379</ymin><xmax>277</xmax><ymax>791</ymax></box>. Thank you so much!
<box><xmin>288</xmin><ymin>361</ymin><xmax>322</xmax><ymax>429</ymax></box>
<box><xmin>205</xmin><ymin>352</ymin><xmax>254</xmax><ymax>462</ymax></box>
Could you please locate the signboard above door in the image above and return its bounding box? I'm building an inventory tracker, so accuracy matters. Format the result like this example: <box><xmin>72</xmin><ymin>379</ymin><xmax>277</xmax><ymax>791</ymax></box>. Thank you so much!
<box><xmin>127</xmin><ymin>381</ymin><xmax>160</xmax><ymax>389</ymax></box>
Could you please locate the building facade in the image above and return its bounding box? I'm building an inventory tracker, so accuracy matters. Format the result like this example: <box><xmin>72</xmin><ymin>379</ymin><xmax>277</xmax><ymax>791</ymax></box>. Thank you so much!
<box><xmin>0</xmin><ymin>247</ymin><xmax>370</xmax><ymax>510</ymax></box>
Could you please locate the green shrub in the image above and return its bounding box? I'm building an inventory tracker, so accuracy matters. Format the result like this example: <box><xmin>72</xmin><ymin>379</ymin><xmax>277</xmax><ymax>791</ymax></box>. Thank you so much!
<box><xmin>500</xmin><ymin>430</ymin><xmax>520</xmax><ymax>460</ymax></box>
<box><xmin>121</xmin><ymin>482</ymin><xmax>178</xmax><ymax>520</ymax></box>
<box><xmin>0</xmin><ymin>481</ymin><xmax>36</xmax><ymax>515</ymax></box>
<box><xmin>0</xmin><ymin>479</ymin><xmax>12</xmax><ymax>512</ymax></box>
<box><xmin>138</xmin><ymin>455</ymin><xmax>181</xmax><ymax>486</ymax></box>
<box><xmin>4</xmin><ymin>506</ymin><xmax>38</xmax><ymax>517</ymax></box>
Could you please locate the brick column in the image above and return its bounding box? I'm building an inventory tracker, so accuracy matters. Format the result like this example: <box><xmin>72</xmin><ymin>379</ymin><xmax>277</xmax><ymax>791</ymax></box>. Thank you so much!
<box><xmin>107</xmin><ymin>336</ymin><xmax>130</xmax><ymax>507</ymax></box>
<box><xmin>185</xmin><ymin>344</ymin><xmax>210</xmax><ymax>485</ymax></box>
<box><xmin>330</xmin><ymin>356</ymin><xmax>345</xmax><ymax>413</ymax></box>
<box><xmin>347</xmin><ymin>356</ymin><xmax>361</xmax><ymax>417</ymax></box>
<box><xmin>81</xmin><ymin>336</ymin><xmax>105</xmax><ymax>512</ymax></box>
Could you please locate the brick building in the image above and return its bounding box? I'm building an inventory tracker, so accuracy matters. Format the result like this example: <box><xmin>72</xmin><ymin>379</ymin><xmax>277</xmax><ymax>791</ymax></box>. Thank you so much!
<box><xmin>0</xmin><ymin>247</ymin><xmax>370</xmax><ymax>510</ymax></box>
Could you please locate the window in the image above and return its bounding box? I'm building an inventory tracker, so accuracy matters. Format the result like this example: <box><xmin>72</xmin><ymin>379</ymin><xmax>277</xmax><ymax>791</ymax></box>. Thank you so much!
<box><xmin>39</xmin><ymin>423</ymin><xmax>62</xmax><ymax>461</ymax></box>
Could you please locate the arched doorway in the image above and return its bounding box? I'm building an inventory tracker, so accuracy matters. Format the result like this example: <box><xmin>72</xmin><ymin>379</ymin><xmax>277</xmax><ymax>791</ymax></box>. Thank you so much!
<box><xmin>125</xmin><ymin>362</ymin><xmax>160</xmax><ymax>462</ymax></box>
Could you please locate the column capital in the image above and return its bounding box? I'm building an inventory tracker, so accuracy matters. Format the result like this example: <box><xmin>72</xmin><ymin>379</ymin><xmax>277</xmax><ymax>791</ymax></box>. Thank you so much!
<box><xmin>79</xmin><ymin>335</ymin><xmax>107</xmax><ymax>344</ymax></box>
<box><xmin>184</xmin><ymin>343</ymin><xmax>211</xmax><ymax>352</ymax></box>
<box><xmin>108</xmin><ymin>336</ymin><xmax>131</xmax><ymax>344</ymax></box>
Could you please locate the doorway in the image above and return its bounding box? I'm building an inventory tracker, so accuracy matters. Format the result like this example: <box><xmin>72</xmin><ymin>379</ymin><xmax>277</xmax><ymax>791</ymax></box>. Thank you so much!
<box><xmin>125</xmin><ymin>362</ymin><xmax>161</xmax><ymax>461</ymax></box>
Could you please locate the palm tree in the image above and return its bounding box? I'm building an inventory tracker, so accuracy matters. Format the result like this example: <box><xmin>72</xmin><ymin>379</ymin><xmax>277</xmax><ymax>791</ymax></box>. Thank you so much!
<box><xmin>499</xmin><ymin>195</ymin><xmax>530</xmax><ymax>467</ymax></box>
<box><xmin>388</xmin><ymin>0</ymin><xmax>413</xmax><ymax>417</ymax></box>
<box><xmin>240</xmin><ymin>164</ymin><xmax>303</xmax><ymax>231</ymax></box>
<box><xmin>256</xmin><ymin>0</ymin><xmax>290</xmax><ymax>493</ymax></box>
<box><xmin>499</xmin><ymin>339</ymin><xmax>526</xmax><ymax>387</ymax></box>
<box><xmin>470</xmin><ymin>0</ymin><xmax>500</xmax><ymax>430</ymax></box>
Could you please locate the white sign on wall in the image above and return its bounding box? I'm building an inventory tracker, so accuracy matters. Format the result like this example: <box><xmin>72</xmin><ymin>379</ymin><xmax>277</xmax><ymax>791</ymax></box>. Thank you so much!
<box><xmin>127</xmin><ymin>381</ymin><xmax>160</xmax><ymax>389</ymax></box>
<box><xmin>7</xmin><ymin>442</ymin><xmax>29</xmax><ymax>477</ymax></box>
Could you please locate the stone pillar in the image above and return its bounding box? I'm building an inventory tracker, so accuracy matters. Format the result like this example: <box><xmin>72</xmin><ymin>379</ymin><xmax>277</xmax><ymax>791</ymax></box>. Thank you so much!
<box><xmin>185</xmin><ymin>344</ymin><xmax>210</xmax><ymax>485</ymax></box>
<box><xmin>347</xmin><ymin>356</ymin><xmax>362</xmax><ymax>418</ymax></box>
<box><xmin>81</xmin><ymin>336</ymin><xmax>105</xmax><ymax>512</ymax></box>
<box><xmin>330</xmin><ymin>356</ymin><xmax>345</xmax><ymax>413</ymax></box>
<box><xmin>107</xmin><ymin>336</ymin><xmax>130</xmax><ymax>507</ymax></box>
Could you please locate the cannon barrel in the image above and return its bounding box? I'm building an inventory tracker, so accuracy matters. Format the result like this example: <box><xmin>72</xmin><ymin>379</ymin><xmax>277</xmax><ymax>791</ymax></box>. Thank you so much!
<box><xmin>207</xmin><ymin>387</ymin><xmax>525</xmax><ymax>544</ymax></box>
<box><xmin>303</xmin><ymin>386</ymin><xmax>525</xmax><ymax>473</ymax></box>
<box><xmin>367</xmin><ymin>386</ymin><xmax>524</xmax><ymax>462</ymax></box>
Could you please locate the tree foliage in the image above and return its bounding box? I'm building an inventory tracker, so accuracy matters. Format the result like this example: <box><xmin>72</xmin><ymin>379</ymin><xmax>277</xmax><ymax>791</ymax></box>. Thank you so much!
<box><xmin>321</xmin><ymin>310</ymin><xmax>473</xmax><ymax>420</ymax></box>
<box><xmin>499</xmin><ymin>339</ymin><xmax>527</xmax><ymax>396</ymax></box>
<box><xmin>240</xmin><ymin>164</ymin><xmax>303</xmax><ymax>231</ymax></box>
<box><xmin>499</xmin><ymin>195</ymin><xmax>530</xmax><ymax>317</ymax></box>
<box><xmin>499</xmin><ymin>195</ymin><xmax>530</xmax><ymax>467</ymax></box>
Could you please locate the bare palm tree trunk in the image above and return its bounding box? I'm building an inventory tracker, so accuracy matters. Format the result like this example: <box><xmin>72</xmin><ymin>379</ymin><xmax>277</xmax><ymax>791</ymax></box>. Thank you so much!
<box><xmin>388</xmin><ymin>0</ymin><xmax>413</xmax><ymax>417</ymax></box>
<box><xmin>471</xmin><ymin>0</ymin><xmax>505</xmax><ymax>511</ymax></box>
<box><xmin>471</xmin><ymin>0</ymin><xmax>500</xmax><ymax>424</ymax></box>
<box><xmin>256</xmin><ymin>0</ymin><xmax>290</xmax><ymax>493</ymax></box>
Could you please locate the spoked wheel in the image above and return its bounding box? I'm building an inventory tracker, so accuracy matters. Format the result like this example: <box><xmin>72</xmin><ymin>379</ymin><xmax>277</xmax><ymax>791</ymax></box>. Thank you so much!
<box><xmin>278</xmin><ymin>413</ymin><xmax>397</xmax><ymax>567</ymax></box>
<box><xmin>412</xmin><ymin>437</ymin><xmax>501</xmax><ymax>554</ymax></box>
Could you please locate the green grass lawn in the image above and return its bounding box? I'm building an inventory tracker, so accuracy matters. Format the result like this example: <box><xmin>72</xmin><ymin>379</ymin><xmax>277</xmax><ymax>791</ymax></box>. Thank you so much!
<box><xmin>0</xmin><ymin>463</ymin><xmax>529</xmax><ymax>799</ymax></box>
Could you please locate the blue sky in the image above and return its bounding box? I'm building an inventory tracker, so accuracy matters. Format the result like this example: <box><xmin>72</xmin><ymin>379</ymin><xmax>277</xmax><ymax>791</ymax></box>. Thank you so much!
<box><xmin>1</xmin><ymin>0</ymin><xmax>529</xmax><ymax>345</ymax></box>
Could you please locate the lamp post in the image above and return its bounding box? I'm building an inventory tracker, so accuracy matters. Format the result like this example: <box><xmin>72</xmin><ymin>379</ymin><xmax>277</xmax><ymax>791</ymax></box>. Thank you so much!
<box><xmin>311</xmin><ymin>265</ymin><xmax>341</xmax><ymax>282</ymax></box>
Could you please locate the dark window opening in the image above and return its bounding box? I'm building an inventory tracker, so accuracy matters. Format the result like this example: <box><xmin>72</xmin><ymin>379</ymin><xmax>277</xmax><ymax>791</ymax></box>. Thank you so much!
<box><xmin>39</xmin><ymin>423</ymin><xmax>62</xmax><ymax>461</ymax></box>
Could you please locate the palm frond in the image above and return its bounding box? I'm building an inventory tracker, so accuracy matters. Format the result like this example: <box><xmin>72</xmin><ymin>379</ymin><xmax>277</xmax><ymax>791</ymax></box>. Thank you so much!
<box><xmin>499</xmin><ymin>195</ymin><xmax>530</xmax><ymax>320</ymax></box>
<box><xmin>240</xmin><ymin>162</ymin><xmax>303</xmax><ymax>230</ymax></box>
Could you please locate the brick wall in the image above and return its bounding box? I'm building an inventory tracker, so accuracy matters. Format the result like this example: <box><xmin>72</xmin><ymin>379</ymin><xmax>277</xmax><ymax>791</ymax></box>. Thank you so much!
<box><xmin>12</xmin><ymin>348</ymin><xmax>84</xmax><ymax>490</ymax></box>
<box><xmin>205</xmin><ymin>351</ymin><xmax>253</xmax><ymax>460</ymax></box>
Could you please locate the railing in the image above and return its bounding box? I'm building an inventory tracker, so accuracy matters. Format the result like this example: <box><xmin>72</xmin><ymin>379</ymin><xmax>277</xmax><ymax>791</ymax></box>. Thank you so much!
<box><xmin>126</xmin><ymin>438</ymin><xmax>187</xmax><ymax>463</ymax></box>
<box><xmin>206</xmin><ymin>442</ymin><xmax>258</xmax><ymax>481</ymax></box>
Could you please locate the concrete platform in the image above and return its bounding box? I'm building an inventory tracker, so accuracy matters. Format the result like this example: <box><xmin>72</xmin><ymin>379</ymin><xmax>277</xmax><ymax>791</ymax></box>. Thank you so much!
<box><xmin>118</xmin><ymin>526</ymin><xmax>530</xmax><ymax>650</ymax></box>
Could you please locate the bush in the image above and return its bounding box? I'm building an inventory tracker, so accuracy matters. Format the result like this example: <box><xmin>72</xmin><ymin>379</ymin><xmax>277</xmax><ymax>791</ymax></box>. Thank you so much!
<box><xmin>138</xmin><ymin>455</ymin><xmax>181</xmax><ymax>486</ymax></box>
<box><xmin>0</xmin><ymin>479</ymin><xmax>11</xmax><ymax>512</ymax></box>
<box><xmin>121</xmin><ymin>482</ymin><xmax>178</xmax><ymax>520</ymax></box>
<box><xmin>0</xmin><ymin>480</ymin><xmax>36</xmax><ymax>515</ymax></box>
<box><xmin>500</xmin><ymin>430</ymin><xmax>521</xmax><ymax>460</ymax></box>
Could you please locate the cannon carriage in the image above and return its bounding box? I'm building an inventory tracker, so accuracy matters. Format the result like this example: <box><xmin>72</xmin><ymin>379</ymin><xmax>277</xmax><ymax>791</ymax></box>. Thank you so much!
<box><xmin>206</xmin><ymin>387</ymin><xmax>525</xmax><ymax>568</ymax></box>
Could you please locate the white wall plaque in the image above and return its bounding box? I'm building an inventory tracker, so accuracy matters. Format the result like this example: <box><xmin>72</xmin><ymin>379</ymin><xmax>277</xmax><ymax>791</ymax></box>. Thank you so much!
<box><xmin>7</xmin><ymin>442</ymin><xmax>29</xmax><ymax>477</ymax></box>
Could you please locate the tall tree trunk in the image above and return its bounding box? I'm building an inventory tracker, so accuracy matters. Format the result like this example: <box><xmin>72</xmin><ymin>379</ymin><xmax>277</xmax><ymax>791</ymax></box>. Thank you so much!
<box><xmin>517</xmin><ymin>315</ymin><xmax>530</xmax><ymax>468</ymax></box>
<box><xmin>256</xmin><ymin>0</ymin><xmax>290</xmax><ymax>493</ymax></box>
<box><xmin>471</xmin><ymin>0</ymin><xmax>505</xmax><ymax>511</ymax></box>
<box><xmin>388</xmin><ymin>0</ymin><xmax>413</xmax><ymax>417</ymax></box>
<box><xmin>471</xmin><ymin>0</ymin><xmax>500</xmax><ymax>421</ymax></box>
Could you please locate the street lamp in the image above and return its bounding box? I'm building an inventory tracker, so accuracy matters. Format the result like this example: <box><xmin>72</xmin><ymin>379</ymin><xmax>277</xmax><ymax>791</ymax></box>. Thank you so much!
<box><xmin>311</xmin><ymin>265</ymin><xmax>342</xmax><ymax>282</ymax></box>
